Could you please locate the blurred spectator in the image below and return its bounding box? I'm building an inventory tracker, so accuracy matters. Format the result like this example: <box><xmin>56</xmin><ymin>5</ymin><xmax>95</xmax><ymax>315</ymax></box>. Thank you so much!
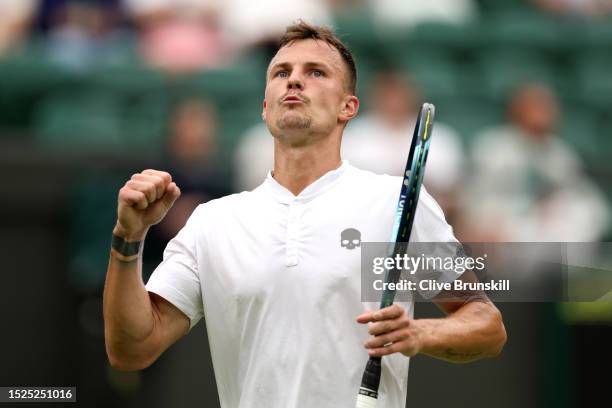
<box><xmin>533</xmin><ymin>0</ymin><xmax>612</xmax><ymax>16</ymax></box>
<box><xmin>367</xmin><ymin>0</ymin><xmax>478</xmax><ymax>31</ymax></box>
<box><xmin>342</xmin><ymin>70</ymin><xmax>465</xmax><ymax>218</ymax></box>
<box><xmin>152</xmin><ymin>99</ymin><xmax>230</xmax><ymax>242</ymax></box>
<box><xmin>0</xmin><ymin>0</ymin><xmax>37</xmax><ymax>56</ymax></box>
<box><xmin>465</xmin><ymin>83</ymin><xmax>609</xmax><ymax>242</ymax></box>
<box><xmin>219</xmin><ymin>0</ymin><xmax>332</xmax><ymax>51</ymax></box>
<box><xmin>233</xmin><ymin>122</ymin><xmax>273</xmax><ymax>192</ymax></box>
<box><xmin>45</xmin><ymin>0</ymin><xmax>126</xmax><ymax>70</ymax></box>
<box><xmin>124</xmin><ymin>0</ymin><xmax>230</xmax><ymax>73</ymax></box>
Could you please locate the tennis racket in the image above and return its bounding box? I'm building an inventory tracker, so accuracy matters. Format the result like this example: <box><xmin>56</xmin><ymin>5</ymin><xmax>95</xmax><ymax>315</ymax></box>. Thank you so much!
<box><xmin>355</xmin><ymin>102</ymin><xmax>435</xmax><ymax>408</ymax></box>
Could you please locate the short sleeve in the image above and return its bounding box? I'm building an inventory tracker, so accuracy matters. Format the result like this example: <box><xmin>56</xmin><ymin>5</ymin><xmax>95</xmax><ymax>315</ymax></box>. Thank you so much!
<box><xmin>411</xmin><ymin>186</ymin><xmax>465</xmax><ymax>298</ymax></box>
<box><xmin>145</xmin><ymin>206</ymin><xmax>205</xmax><ymax>331</ymax></box>
<box><xmin>412</xmin><ymin>186</ymin><xmax>458</xmax><ymax>243</ymax></box>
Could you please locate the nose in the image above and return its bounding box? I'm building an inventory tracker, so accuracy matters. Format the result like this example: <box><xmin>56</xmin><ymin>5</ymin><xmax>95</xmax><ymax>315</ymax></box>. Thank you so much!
<box><xmin>287</xmin><ymin>71</ymin><xmax>303</xmax><ymax>90</ymax></box>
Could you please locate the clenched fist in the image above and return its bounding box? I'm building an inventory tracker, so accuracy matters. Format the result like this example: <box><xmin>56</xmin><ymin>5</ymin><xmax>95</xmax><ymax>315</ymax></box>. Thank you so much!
<box><xmin>114</xmin><ymin>169</ymin><xmax>181</xmax><ymax>241</ymax></box>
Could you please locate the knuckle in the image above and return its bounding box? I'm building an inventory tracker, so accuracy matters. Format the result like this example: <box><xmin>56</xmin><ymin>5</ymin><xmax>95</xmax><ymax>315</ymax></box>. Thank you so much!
<box><xmin>152</xmin><ymin>175</ymin><xmax>165</xmax><ymax>189</ymax></box>
<box><xmin>146</xmin><ymin>182</ymin><xmax>158</xmax><ymax>194</ymax></box>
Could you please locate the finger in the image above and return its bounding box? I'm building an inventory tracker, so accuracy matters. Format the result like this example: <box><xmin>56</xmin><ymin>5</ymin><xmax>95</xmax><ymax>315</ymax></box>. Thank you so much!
<box><xmin>357</xmin><ymin>304</ymin><xmax>405</xmax><ymax>324</ymax></box>
<box><xmin>368</xmin><ymin>339</ymin><xmax>414</xmax><ymax>357</ymax></box>
<box><xmin>374</xmin><ymin>304</ymin><xmax>405</xmax><ymax>320</ymax></box>
<box><xmin>364</xmin><ymin>329</ymin><xmax>409</xmax><ymax>349</ymax></box>
<box><xmin>142</xmin><ymin>169</ymin><xmax>172</xmax><ymax>184</ymax></box>
<box><xmin>120</xmin><ymin>188</ymin><xmax>148</xmax><ymax>210</ymax></box>
<box><xmin>368</xmin><ymin>317</ymin><xmax>409</xmax><ymax>336</ymax></box>
<box><xmin>131</xmin><ymin>173</ymin><xmax>166</xmax><ymax>199</ymax></box>
<box><xmin>126</xmin><ymin>180</ymin><xmax>157</xmax><ymax>203</ymax></box>
<box><xmin>161</xmin><ymin>182</ymin><xmax>181</xmax><ymax>207</ymax></box>
<box><xmin>356</xmin><ymin>311</ymin><xmax>375</xmax><ymax>324</ymax></box>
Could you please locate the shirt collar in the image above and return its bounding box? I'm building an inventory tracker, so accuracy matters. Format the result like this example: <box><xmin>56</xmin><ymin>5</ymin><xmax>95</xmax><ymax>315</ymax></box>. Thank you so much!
<box><xmin>263</xmin><ymin>160</ymin><xmax>350</xmax><ymax>204</ymax></box>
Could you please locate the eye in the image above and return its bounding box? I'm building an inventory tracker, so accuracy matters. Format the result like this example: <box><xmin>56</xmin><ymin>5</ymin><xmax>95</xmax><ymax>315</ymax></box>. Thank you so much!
<box><xmin>311</xmin><ymin>70</ymin><xmax>323</xmax><ymax>77</ymax></box>
<box><xmin>275</xmin><ymin>70</ymin><xmax>289</xmax><ymax>78</ymax></box>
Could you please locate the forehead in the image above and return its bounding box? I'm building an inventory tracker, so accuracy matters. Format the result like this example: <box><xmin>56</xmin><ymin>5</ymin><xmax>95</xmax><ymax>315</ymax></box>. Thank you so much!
<box><xmin>269</xmin><ymin>39</ymin><xmax>344</xmax><ymax>73</ymax></box>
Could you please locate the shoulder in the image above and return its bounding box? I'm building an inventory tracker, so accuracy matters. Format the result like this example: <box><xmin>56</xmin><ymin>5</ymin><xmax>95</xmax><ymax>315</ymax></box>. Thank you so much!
<box><xmin>193</xmin><ymin>190</ymin><xmax>262</xmax><ymax>218</ymax></box>
<box><xmin>344</xmin><ymin>164</ymin><xmax>403</xmax><ymax>196</ymax></box>
<box><xmin>179</xmin><ymin>191</ymin><xmax>264</xmax><ymax>240</ymax></box>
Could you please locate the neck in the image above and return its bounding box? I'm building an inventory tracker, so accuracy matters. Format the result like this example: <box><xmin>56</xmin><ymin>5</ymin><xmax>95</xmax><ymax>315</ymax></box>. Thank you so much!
<box><xmin>272</xmin><ymin>132</ymin><xmax>342</xmax><ymax>196</ymax></box>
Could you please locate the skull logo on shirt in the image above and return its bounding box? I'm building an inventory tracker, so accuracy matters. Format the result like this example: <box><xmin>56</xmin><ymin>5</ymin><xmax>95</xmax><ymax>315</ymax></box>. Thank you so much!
<box><xmin>341</xmin><ymin>228</ymin><xmax>361</xmax><ymax>250</ymax></box>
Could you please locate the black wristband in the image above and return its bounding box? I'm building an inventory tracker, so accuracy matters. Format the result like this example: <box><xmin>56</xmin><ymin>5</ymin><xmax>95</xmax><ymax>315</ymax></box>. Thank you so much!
<box><xmin>111</xmin><ymin>234</ymin><xmax>142</xmax><ymax>257</ymax></box>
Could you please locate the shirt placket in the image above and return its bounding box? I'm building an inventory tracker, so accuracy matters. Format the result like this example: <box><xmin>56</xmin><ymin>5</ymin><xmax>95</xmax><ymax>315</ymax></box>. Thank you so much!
<box><xmin>285</xmin><ymin>200</ymin><xmax>303</xmax><ymax>267</ymax></box>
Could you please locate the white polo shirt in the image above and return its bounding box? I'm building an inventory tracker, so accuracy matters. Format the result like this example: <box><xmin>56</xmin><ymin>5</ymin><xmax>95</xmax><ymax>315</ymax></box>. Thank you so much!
<box><xmin>145</xmin><ymin>161</ymin><xmax>458</xmax><ymax>408</ymax></box>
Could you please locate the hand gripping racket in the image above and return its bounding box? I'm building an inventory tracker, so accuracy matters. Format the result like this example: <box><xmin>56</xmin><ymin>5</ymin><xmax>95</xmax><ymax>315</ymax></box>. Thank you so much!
<box><xmin>355</xmin><ymin>102</ymin><xmax>435</xmax><ymax>408</ymax></box>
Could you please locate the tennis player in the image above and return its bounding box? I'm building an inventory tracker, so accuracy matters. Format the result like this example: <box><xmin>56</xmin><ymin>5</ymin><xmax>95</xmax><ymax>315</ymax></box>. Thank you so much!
<box><xmin>103</xmin><ymin>21</ymin><xmax>506</xmax><ymax>408</ymax></box>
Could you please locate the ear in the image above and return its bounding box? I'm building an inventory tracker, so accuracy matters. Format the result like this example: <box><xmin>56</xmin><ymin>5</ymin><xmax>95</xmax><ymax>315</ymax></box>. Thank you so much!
<box><xmin>262</xmin><ymin>99</ymin><xmax>267</xmax><ymax>121</ymax></box>
<box><xmin>339</xmin><ymin>95</ymin><xmax>359</xmax><ymax>123</ymax></box>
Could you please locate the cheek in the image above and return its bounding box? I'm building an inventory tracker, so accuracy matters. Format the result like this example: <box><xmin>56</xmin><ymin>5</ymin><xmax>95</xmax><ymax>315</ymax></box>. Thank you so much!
<box><xmin>315</xmin><ymin>85</ymin><xmax>344</xmax><ymax>111</ymax></box>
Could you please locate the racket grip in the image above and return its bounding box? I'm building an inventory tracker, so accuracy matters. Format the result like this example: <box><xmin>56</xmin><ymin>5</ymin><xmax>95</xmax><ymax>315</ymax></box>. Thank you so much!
<box><xmin>356</xmin><ymin>393</ymin><xmax>378</xmax><ymax>408</ymax></box>
<box><xmin>356</xmin><ymin>357</ymin><xmax>381</xmax><ymax>408</ymax></box>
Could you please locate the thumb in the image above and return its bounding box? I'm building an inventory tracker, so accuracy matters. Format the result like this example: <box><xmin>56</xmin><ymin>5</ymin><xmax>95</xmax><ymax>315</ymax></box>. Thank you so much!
<box><xmin>161</xmin><ymin>182</ymin><xmax>181</xmax><ymax>208</ymax></box>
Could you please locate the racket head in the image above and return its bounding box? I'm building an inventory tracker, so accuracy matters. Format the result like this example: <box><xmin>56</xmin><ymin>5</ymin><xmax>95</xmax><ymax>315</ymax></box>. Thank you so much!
<box><xmin>390</xmin><ymin>102</ymin><xmax>436</xmax><ymax>247</ymax></box>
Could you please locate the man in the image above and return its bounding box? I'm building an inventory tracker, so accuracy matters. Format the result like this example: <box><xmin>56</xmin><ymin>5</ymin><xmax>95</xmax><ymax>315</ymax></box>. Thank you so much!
<box><xmin>103</xmin><ymin>21</ymin><xmax>506</xmax><ymax>408</ymax></box>
<box><xmin>467</xmin><ymin>83</ymin><xmax>608</xmax><ymax>242</ymax></box>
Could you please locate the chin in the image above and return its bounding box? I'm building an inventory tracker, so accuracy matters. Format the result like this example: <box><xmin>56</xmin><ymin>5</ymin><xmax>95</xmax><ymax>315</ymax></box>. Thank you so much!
<box><xmin>277</xmin><ymin>112</ymin><xmax>312</xmax><ymax>130</ymax></box>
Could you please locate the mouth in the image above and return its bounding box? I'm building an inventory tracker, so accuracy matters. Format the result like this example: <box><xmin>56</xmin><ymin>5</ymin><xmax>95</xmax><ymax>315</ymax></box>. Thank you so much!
<box><xmin>282</xmin><ymin>95</ymin><xmax>305</xmax><ymax>105</ymax></box>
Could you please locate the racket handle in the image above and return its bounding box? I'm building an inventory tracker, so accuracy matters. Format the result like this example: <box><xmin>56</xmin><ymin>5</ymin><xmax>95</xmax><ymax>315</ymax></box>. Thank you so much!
<box><xmin>356</xmin><ymin>357</ymin><xmax>381</xmax><ymax>408</ymax></box>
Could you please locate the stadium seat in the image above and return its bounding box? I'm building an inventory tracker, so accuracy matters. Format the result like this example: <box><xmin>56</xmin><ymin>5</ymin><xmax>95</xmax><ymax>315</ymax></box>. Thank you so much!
<box><xmin>573</xmin><ymin>52</ymin><xmax>612</xmax><ymax>112</ymax></box>
<box><xmin>32</xmin><ymin>89</ymin><xmax>167</xmax><ymax>152</ymax></box>
<box><xmin>475</xmin><ymin>49</ymin><xmax>559</xmax><ymax>99</ymax></box>
<box><xmin>333</xmin><ymin>11</ymin><xmax>382</xmax><ymax>61</ymax></box>
<box><xmin>595</xmin><ymin>117</ymin><xmax>612</xmax><ymax>160</ymax></box>
<box><xmin>558</xmin><ymin>103</ymin><xmax>601</xmax><ymax>160</ymax></box>
<box><xmin>475</xmin><ymin>11</ymin><xmax>563</xmax><ymax>55</ymax></box>
<box><xmin>394</xmin><ymin>49</ymin><xmax>462</xmax><ymax>96</ymax></box>
<box><xmin>432</xmin><ymin>95</ymin><xmax>504</xmax><ymax>144</ymax></box>
<box><xmin>0</xmin><ymin>41</ymin><xmax>77</xmax><ymax>132</ymax></box>
<box><xmin>405</xmin><ymin>21</ymin><xmax>471</xmax><ymax>53</ymax></box>
<box><xmin>32</xmin><ymin>91</ymin><xmax>124</xmax><ymax>150</ymax></box>
<box><xmin>476</xmin><ymin>0</ymin><xmax>534</xmax><ymax>15</ymax></box>
<box><xmin>180</xmin><ymin>56</ymin><xmax>266</xmax><ymax>152</ymax></box>
<box><xmin>585</xmin><ymin>17</ymin><xmax>612</xmax><ymax>50</ymax></box>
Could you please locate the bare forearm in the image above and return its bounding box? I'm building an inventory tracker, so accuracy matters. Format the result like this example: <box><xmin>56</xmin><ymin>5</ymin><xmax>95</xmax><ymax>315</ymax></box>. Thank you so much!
<box><xmin>103</xmin><ymin>244</ymin><xmax>158</xmax><ymax>368</ymax></box>
<box><xmin>103</xmin><ymin>170</ymin><xmax>183</xmax><ymax>369</ymax></box>
<box><xmin>418</xmin><ymin>302</ymin><xmax>507</xmax><ymax>363</ymax></box>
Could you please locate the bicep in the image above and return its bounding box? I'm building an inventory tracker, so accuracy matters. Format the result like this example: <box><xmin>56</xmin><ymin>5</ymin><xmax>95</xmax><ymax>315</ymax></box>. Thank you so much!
<box><xmin>432</xmin><ymin>270</ymin><xmax>491</xmax><ymax>315</ymax></box>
